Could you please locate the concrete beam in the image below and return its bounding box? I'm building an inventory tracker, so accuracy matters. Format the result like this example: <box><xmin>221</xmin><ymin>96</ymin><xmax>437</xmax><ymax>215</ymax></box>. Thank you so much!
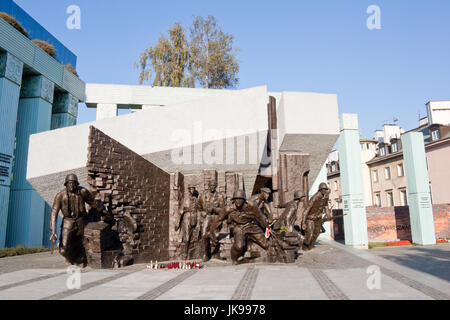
<box><xmin>401</xmin><ymin>132</ymin><xmax>436</xmax><ymax>245</ymax></box>
<box><xmin>338</xmin><ymin>114</ymin><xmax>368</xmax><ymax>249</ymax></box>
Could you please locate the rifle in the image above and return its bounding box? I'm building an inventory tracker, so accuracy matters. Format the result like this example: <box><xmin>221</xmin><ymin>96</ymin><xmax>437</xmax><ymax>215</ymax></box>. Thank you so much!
<box><xmin>321</xmin><ymin>214</ymin><xmax>346</xmax><ymax>223</ymax></box>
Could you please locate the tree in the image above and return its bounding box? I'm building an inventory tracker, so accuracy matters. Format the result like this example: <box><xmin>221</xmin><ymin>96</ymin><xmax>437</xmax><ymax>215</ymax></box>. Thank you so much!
<box><xmin>136</xmin><ymin>16</ymin><xmax>239</xmax><ymax>89</ymax></box>
<box><xmin>189</xmin><ymin>15</ymin><xmax>239</xmax><ymax>89</ymax></box>
<box><xmin>137</xmin><ymin>22</ymin><xmax>192</xmax><ymax>87</ymax></box>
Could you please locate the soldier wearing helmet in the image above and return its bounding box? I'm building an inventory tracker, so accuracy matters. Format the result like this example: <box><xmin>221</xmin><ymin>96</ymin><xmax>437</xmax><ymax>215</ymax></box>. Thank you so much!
<box><xmin>206</xmin><ymin>189</ymin><xmax>270</xmax><ymax>264</ymax></box>
<box><xmin>273</xmin><ymin>190</ymin><xmax>307</xmax><ymax>232</ymax></box>
<box><xmin>176</xmin><ymin>184</ymin><xmax>200</xmax><ymax>259</ymax></box>
<box><xmin>198</xmin><ymin>180</ymin><xmax>225</xmax><ymax>260</ymax></box>
<box><xmin>248</xmin><ymin>187</ymin><xmax>274</xmax><ymax>222</ymax></box>
<box><xmin>49</xmin><ymin>173</ymin><xmax>103</xmax><ymax>267</ymax></box>
<box><xmin>301</xmin><ymin>182</ymin><xmax>331</xmax><ymax>250</ymax></box>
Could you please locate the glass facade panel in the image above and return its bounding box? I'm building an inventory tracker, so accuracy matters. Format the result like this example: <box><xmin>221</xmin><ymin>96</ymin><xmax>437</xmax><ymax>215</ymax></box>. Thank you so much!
<box><xmin>0</xmin><ymin>0</ymin><xmax>77</xmax><ymax>67</ymax></box>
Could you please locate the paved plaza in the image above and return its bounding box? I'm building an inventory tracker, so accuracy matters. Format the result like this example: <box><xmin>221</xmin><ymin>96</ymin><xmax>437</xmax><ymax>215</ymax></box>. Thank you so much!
<box><xmin>0</xmin><ymin>239</ymin><xmax>448</xmax><ymax>300</ymax></box>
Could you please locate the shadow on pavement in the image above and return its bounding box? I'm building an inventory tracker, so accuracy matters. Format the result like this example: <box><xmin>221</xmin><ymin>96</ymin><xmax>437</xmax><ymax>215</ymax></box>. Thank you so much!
<box><xmin>375</xmin><ymin>245</ymin><xmax>450</xmax><ymax>282</ymax></box>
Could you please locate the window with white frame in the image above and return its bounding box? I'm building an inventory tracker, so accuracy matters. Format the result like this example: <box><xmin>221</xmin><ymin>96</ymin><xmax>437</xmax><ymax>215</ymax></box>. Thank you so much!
<box><xmin>400</xmin><ymin>190</ymin><xmax>408</xmax><ymax>206</ymax></box>
<box><xmin>334</xmin><ymin>181</ymin><xmax>338</xmax><ymax>191</ymax></box>
<box><xmin>380</xmin><ymin>147</ymin><xmax>386</xmax><ymax>156</ymax></box>
<box><xmin>375</xmin><ymin>193</ymin><xmax>381</xmax><ymax>207</ymax></box>
<box><xmin>432</xmin><ymin>130</ymin><xmax>440</xmax><ymax>141</ymax></box>
<box><xmin>392</xmin><ymin>143</ymin><xmax>398</xmax><ymax>153</ymax></box>
<box><xmin>397</xmin><ymin>164</ymin><xmax>404</xmax><ymax>177</ymax></box>
<box><xmin>385</xmin><ymin>167</ymin><xmax>391</xmax><ymax>180</ymax></box>
<box><xmin>387</xmin><ymin>191</ymin><xmax>394</xmax><ymax>207</ymax></box>
<box><xmin>373</xmin><ymin>170</ymin><xmax>379</xmax><ymax>182</ymax></box>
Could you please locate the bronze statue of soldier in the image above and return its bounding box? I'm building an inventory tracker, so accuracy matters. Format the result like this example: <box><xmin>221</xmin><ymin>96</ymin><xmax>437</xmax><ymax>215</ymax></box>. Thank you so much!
<box><xmin>49</xmin><ymin>174</ymin><xmax>104</xmax><ymax>267</ymax></box>
<box><xmin>302</xmin><ymin>183</ymin><xmax>332</xmax><ymax>250</ymax></box>
<box><xmin>273</xmin><ymin>190</ymin><xmax>306</xmax><ymax>232</ymax></box>
<box><xmin>248</xmin><ymin>187</ymin><xmax>274</xmax><ymax>222</ymax></box>
<box><xmin>175</xmin><ymin>184</ymin><xmax>200</xmax><ymax>259</ymax></box>
<box><xmin>198</xmin><ymin>180</ymin><xmax>225</xmax><ymax>260</ymax></box>
<box><xmin>206</xmin><ymin>190</ymin><xmax>270</xmax><ymax>264</ymax></box>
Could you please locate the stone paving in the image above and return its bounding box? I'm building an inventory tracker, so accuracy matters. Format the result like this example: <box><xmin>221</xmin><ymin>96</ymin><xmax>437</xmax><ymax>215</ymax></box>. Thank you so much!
<box><xmin>0</xmin><ymin>239</ymin><xmax>448</xmax><ymax>300</ymax></box>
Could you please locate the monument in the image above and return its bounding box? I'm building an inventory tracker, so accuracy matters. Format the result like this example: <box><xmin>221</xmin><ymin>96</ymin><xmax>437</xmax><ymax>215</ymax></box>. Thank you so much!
<box><xmin>26</xmin><ymin>85</ymin><xmax>340</xmax><ymax>268</ymax></box>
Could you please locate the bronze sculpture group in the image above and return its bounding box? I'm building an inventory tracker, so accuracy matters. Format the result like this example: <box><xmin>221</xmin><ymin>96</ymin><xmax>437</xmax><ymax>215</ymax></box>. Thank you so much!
<box><xmin>173</xmin><ymin>180</ymin><xmax>337</xmax><ymax>265</ymax></box>
<box><xmin>50</xmin><ymin>174</ymin><xmax>338</xmax><ymax>267</ymax></box>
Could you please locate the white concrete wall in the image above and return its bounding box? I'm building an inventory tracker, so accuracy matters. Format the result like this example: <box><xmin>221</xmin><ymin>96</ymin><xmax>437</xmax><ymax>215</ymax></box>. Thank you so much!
<box><xmin>27</xmin><ymin>86</ymin><xmax>269</xmax><ymax>180</ymax></box>
<box><xmin>427</xmin><ymin>101</ymin><xmax>450</xmax><ymax>126</ymax></box>
<box><xmin>86</xmin><ymin>83</ymin><xmax>274</xmax><ymax>108</ymax></box>
<box><xmin>277</xmin><ymin>91</ymin><xmax>339</xmax><ymax>145</ymax></box>
<box><xmin>383</xmin><ymin>124</ymin><xmax>402</xmax><ymax>143</ymax></box>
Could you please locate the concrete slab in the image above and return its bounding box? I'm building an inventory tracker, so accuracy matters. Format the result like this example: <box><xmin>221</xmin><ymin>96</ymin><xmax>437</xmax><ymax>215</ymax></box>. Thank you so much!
<box><xmin>0</xmin><ymin>268</ymin><xmax>64</xmax><ymax>288</ymax></box>
<box><xmin>0</xmin><ymin>269</ymin><xmax>116</xmax><ymax>300</ymax></box>
<box><xmin>156</xmin><ymin>267</ymin><xmax>247</xmax><ymax>300</ymax></box>
<box><xmin>251</xmin><ymin>266</ymin><xmax>328</xmax><ymax>300</ymax></box>
<box><xmin>65</xmin><ymin>269</ymin><xmax>186</xmax><ymax>300</ymax></box>
<box><xmin>324</xmin><ymin>268</ymin><xmax>433</xmax><ymax>300</ymax></box>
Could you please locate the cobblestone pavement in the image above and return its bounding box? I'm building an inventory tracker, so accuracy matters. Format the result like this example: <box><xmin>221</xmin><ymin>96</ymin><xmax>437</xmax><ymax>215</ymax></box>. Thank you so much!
<box><xmin>0</xmin><ymin>240</ymin><xmax>448</xmax><ymax>300</ymax></box>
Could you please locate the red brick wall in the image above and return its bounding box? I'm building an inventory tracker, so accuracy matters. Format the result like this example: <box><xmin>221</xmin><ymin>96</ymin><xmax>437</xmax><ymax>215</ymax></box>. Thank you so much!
<box><xmin>331</xmin><ymin>204</ymin><xmax>450</xmax><ymax>242</ymax></box>
<box><xmin>87</xmin><ymin>126</ymin><xmax>171</xmax><ymax>263</ymax></box>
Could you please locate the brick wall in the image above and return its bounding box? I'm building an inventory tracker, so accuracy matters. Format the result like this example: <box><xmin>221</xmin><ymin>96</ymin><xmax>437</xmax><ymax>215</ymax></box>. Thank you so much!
<box><xmin>331</xmin><ymin>204</ymin><xmax>450</xmax><ymax>242</ymax></box>
<box><xmin>87</xmin><ymin>126</ymin><xmax>171</xmax><ymax>264</ymax></box>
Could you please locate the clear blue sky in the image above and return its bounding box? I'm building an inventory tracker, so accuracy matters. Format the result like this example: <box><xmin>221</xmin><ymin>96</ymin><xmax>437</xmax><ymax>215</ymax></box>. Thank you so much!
<box><xmin>14</xmin><ymin>0</ymin><xmax>450</xmax><ymax>138</ymax></box>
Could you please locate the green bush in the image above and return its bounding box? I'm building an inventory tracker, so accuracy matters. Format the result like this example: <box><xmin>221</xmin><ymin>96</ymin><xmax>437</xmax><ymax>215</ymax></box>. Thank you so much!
<box><xmin>368</xmin><ymin>242</ymin><xmax>388</xmax><ymax>249</ymax></box>
<box><xmin>0</xmin><ymin>245</ymin><xmax>49</xmax><ymax>258</ymax></box>
<box><xmin>0</xmin><ymin>12</ymin><xmax>29</xmax><ymax>38</ymax></box>
<box><xmin>32</xmin><ymin>39</ymin><xmax>56</xmax><ymax>58</ymax></box>
<box><xmin>64</xmin><ymin>64</ymin><xmax>78</xmax><ymax>77</ymax></box>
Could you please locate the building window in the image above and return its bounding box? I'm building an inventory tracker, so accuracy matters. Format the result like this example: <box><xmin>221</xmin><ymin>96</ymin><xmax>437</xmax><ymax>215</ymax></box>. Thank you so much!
<box><xmin>400</xmin><ymin>190</ymin><xmax>408</xmax><ymax>206</ymax></box>
<box><xmin>432</xmin><ymin>130</ymin><xmax>440</xmax><ymax>141</ymax></box>
<box><xmin>387</xmin><ymin>191</ymin><xmax>394</xmax><ymax>207</ymax></box>
<box><xmin>331</xmin><ymin>163</ymin><xmax>336</xmax><ymax>172</ymax></box>
<box><xmin>385</xmin><ymin>167</ymin><xmax>391</xmax><ymax>180</ymax></box>
<box><xmin>380</xmin><ymin>147</ymin><xmax>386</xmax><ymax>156</ymax></box>
<box><xmin>373</xmin><ymin>170</ymin><xmax>379</xmax><ymax>182</ymax></box>
<box><xmin>375</xmin><ymin>193</ymin><xmax>381</xmax><ymax>207</ymax></box>
<box><xmin>392</xmin><ymin>143</ymin><xmax>398</xmax><ymax>153</ymax></box>
<box><xmin>334</xmin><ymin>181</ymin><xmax>338</xmax><ymax>191</ymax></box>
<box><xmin>397</xmin><ymin>164</ymin><xmax>404</xmax><ymax>177</ymax></box>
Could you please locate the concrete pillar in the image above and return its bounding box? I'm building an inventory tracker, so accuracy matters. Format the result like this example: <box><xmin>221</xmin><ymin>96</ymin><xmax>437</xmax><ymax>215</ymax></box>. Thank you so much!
<box><xmin>97</xmin><ymin>103</ymin><xmax>117</xmax><ymax>120</ymax></box>
<box><xmin>310</xmin><ymin>162</ymin><xmax>331</xmax><ymax>239</ymax></box>
<box><xmin>401</xmin><ymin>132</ymin><xmax>436</xmax><ymax>245</ymax></box>
<box><xmin>51</xmin><ymin>92</ymin><xmax>78</xmax><ymax>129</ymax></box>
<box><xmin>338</xmin><ymin>114</ymin><xmax>368</xmax><ymax>249</ymax></box>
<box><xmin>0</xmin><ymin>52</ymin><xmax>23</xmax><ymax>248</ymax></box>
<box><xmin>6</xmin><ymin>75</ymin><xmax>54</xmax><ymax>247</ymax></box>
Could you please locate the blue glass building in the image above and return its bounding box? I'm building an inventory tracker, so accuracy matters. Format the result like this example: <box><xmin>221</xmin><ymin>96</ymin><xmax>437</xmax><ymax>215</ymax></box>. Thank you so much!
<box><xmin>0</xmin><ymin>0</ymin><xmax>85</xmax><ymax>248</ymax></box>
<box><xmin>0</xmin><ymin>0</ymin><xmax>77</xmax><ymax>67</ymax></box>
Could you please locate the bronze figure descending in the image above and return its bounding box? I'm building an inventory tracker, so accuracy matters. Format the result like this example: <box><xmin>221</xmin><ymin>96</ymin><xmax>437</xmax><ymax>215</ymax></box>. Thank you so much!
<box><xmin>198</xmin><ymin>180</ymin><xmax>225</xmax><ymax>260</ymax></box>
<box><xmin>49</xmin><ymin>174</ymin><xmax>107</xmax><ymax>267</ymax></box>
<box><xmin>302</xmin><ymin>183</ymin><xmax>333</xmax><ymax>250</ymax></box>
<box><xmin>175</xmin><ymin>184</ymin><xmax>200</xmax><ymax>259</ymax></box>
<box><xmin>206</xmin><ymin>190</ymin><xmax>270</xmax><ymax>264</ymax></box>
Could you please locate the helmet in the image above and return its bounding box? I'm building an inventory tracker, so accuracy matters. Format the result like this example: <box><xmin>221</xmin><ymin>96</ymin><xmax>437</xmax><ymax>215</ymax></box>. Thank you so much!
<box><xmin>319</xmin><ymin>183</ymin><xmax>329</xmax><ymax>190</ymax></box>
<box><xmin>187</xmin><ymin>184</ymin><xmax>196</xmax><ymax>189</ymax></box>
<box><xmin>64</xmin><ymin>174</ymin><xmax>79</xmax><ymax>186</ymax></box>
<box><xmin>260</xmin><ymin>187</ymin><xmax>271</xmax><ymax>194</ymax></box>
<box><xmin>232</xmin><ymin>190</ymin><xmax>246</xmax><ymax>200</ymax></box>
<box><xmin>208</xmin><ymin>180</ymin><xmax>217</xmax><ymax>187</ymax></box>
<box><xmin>294</xmin><ymin>190</ymin><xmax>306</xmax><ymax>200</ymax></box>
